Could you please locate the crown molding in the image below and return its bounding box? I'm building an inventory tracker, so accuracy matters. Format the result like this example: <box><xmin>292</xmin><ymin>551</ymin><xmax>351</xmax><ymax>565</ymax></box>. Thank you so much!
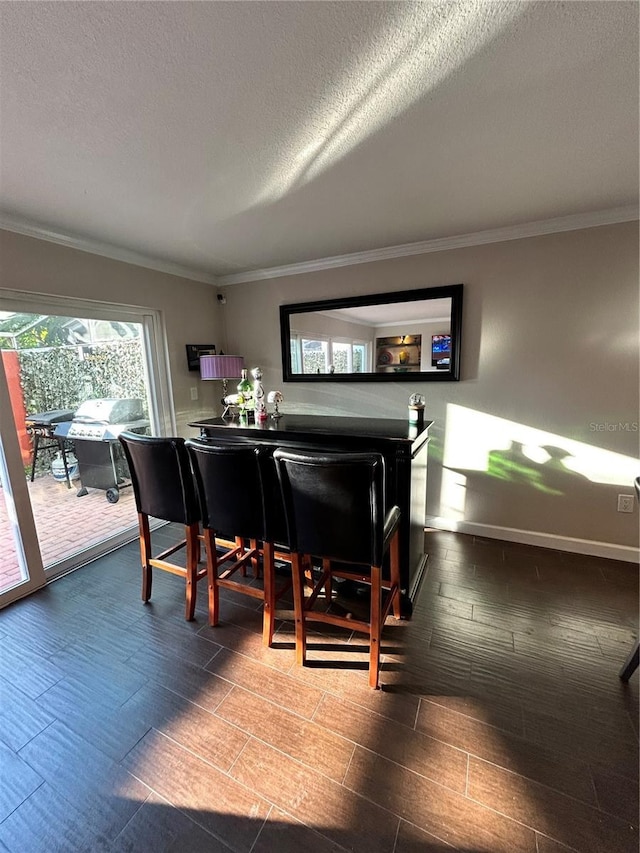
<box><xmin>216</xmin><ymin>205</ymin><xmax>639</xmax><ymax>286</ymax></box>
<box><xmin>0</xmin><ymin>214</ymin><xmax>218</xmax><ymax>285</ymax></box>
<box><xmin>1</xmin><ymin>205</ymin><xmax>636</xmax><ymax>288</ymax></box>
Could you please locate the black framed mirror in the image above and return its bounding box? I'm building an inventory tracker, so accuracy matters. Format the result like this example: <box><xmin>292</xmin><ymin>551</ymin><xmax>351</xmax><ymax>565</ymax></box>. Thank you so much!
<box><xmin>280</xmin><ymin>283</ymin><xmax>463</xmax><ymax>382</ymax></box>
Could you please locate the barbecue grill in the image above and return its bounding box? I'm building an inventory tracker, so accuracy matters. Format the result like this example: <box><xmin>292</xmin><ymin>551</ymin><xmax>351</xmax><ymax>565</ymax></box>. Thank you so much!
<box><xmin>25</xmin><ymin>409</ymin><xmax>76</xmax><ymax>488</ymax></box>
<box><xmin>55</xmin><ymin>398</ymin><xmax>149</xmax><ymax>502</ymax></box>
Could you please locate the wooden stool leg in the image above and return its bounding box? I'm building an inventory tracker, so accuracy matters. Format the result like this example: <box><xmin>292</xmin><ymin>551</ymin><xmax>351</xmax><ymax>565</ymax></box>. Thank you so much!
<box><xmin>185</xmin><ymin>522</ymin><xmax>199</xmax><ymax>621</ymax></box>
<box><xmin>322</xmin><ymin>557</ymin><xmax>332</xmax><ymax>602</ymax></box>
<box><xmin>204</xmin><ymin>528</ymin><xmax>220</xmax><ymax>627</ymax></box>
<box><xmin>250</xmin><ymin>538</ymin><xmax>260</xmax><ymax>578</ymax></box>
<box><xmin>291</xmin><ymin>552</ymin><xmax>308</xmax><ymax>666</ymax></box>
<box><xmin>138</xmin><ymin>513</ymin><xmax>152</xmax><ymax>603</ymax></box>
<box><xmin>262</xmin><ymin>541</ymin><xmax>275</xmax><ymax>647</ymax></box>
<box><xmin>303</xmin><ymin>554</ymin><xmax>313</xmax><ymax>589</ymax></box>
<box><xmin>369</xmin><ymin>565</ymin><xmax>382</xmax><ymax>689</ymax></box>
<box><xmin>237</xmin><ymin>535</ymin><xmax>247</xmax><ymax>576</ymax></box>
<box><xmin>390</xmin><ymin>529</ymin><xmax>402</xmax><ymax>620</ymax></box>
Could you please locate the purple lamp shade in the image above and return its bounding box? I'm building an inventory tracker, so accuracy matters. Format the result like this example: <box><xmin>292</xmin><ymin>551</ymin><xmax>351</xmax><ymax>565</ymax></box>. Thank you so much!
<box><xmin>199</xmin><ymin>354</ymin><xmax>245</xmax><ymax>380</ymax></box>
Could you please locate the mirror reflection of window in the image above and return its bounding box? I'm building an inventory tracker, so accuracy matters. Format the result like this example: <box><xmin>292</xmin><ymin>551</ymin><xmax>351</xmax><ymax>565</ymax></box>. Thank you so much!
<box><xmin>332</xmin><ymin>341</ymin><xmax>349</xmax><ymax>373</ymax></box>
<box><xmin>353</xmin><ymin>343</ymin><xmax>366</xmax><ymax>372</ymax></box>
<box><xmin>331</xmin><ymin>340</ymin><xmax>368</xmax><ymax>374</ymax></box>
<box><xmin>292</xmin><ymin>334</ymin><xmax>369</xmax><ymax>374</ymax></box>
<box><xmin>290</xmin><ymin>336</ymin><xmax>301</xmax><ymax>373</ymax></box>
<box><xmin>302</xmin><ymin>339</ymin><xmax>329</xmax><ymax>374</ymax></box>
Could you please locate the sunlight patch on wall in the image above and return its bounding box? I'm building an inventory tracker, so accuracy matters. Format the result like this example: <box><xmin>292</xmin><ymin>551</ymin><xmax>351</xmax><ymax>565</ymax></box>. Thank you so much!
<box><xmin>440</xmin><ymin>404</ymin><xmax>639</xmax><ymax>517</ymax></box>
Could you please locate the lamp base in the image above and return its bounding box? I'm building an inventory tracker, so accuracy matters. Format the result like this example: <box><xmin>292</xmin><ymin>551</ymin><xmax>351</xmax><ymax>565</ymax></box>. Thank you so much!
<box><xmin>221</xmin><ymin>404</ymin><xmax>256</xmax><ymax>421</ymax></box>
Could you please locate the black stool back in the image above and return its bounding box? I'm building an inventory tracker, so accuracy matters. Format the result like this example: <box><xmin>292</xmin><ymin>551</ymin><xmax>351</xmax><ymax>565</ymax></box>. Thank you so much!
<box><xmin>121</xmin><ymin>433</ymin><xmax>200</xmax><ymax>524</ymax></box>
<box><xmin>275</xmin><ymin>449</ymin><xmax>386</xmax><ymax>566</ymax></box>
<box><xmin>187</xmin><ymin>440</ymin><xmax>265</xmax><ymax>541</ymax></box>
<box><xmin>118</xmin><ymin>432</ymin><xmax>205</xmax><ymax>621</ymax></box>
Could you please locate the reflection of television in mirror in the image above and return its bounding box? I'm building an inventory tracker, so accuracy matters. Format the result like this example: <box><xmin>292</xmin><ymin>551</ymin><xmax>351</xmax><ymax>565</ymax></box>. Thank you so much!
<box><xmin>432</xmin><ymin>334</ymin><xmax>451</xmax><ymax>368</ymax></box>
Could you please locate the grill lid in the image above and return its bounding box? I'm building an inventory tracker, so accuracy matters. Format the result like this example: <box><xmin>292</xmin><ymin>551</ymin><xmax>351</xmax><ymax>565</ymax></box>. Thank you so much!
<box><xmin>73</xmin><ymin>398</ymin><xmax>145</xmax><ymax>425</ymax></box>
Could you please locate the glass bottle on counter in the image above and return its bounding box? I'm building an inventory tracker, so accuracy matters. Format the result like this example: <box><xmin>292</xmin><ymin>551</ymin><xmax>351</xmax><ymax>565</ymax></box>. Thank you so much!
<box><xmin>236</xmin><ymin>368</ymin><xmax>253</xmax><ymax>412</ymax></box>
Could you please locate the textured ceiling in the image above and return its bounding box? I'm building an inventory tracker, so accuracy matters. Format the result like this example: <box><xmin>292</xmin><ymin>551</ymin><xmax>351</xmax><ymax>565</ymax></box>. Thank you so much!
<box><xmin>0</xmin><ymin>1</ymin><xmax>638</xmax><ymax>280</ymax></box>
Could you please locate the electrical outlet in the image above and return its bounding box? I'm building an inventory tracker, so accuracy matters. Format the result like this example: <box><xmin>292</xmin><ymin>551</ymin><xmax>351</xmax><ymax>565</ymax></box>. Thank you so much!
<box><xmin>617</xmin><ymin>494</ymin><xmax>634</xmax><ymax>513</ymax></box>
<box><xmin>190</xmin><ymin>387</ymin><xmax>198</xmax><ymax>401</ymax></box>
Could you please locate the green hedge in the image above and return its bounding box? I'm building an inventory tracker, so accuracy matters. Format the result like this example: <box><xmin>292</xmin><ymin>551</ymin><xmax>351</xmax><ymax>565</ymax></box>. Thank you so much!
<box><xmin>18</xmin><ymin>341</ymin><xmax>147</xmax><ymax>415</ymax></box>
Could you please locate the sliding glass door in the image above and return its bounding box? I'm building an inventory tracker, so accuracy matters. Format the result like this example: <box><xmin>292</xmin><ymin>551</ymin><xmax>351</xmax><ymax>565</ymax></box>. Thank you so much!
<box><xmin>0</xmin><ymin>290</ymin><xmax>173</xmax><ymax>607</ymax></box>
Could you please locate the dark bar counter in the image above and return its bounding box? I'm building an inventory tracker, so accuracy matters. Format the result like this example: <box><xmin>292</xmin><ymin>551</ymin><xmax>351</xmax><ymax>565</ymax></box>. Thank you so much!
<box><xmin>188</xmin><ymin>414</ymin><xmax>431</xmax><ymax>616</ymax></box>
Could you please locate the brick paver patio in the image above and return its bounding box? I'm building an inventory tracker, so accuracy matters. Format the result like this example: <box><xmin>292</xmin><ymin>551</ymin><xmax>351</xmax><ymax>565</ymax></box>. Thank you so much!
<box><xmin>0</xmin><ymin>472</ymin><xmax>138</xmax><ymax>593</ymax></box>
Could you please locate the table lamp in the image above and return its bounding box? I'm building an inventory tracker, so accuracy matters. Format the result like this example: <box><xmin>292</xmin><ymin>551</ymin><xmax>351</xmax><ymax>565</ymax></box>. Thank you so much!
<box><xmin>200</xmin><ymin>354</ymin><xmax>245</xmax><ymax>413</ymax></box>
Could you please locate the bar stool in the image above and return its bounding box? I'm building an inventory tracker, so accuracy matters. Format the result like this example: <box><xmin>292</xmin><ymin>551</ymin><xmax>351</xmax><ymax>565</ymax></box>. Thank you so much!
<box><xmin>118</xmin><ymin>432</ymin><xmax>206</xmax><ymax>620</ymax></box>
<box><xmin>273</xmin><ymin>448</ymin><xmax>401</xmax><ymax>689</ymax></box>
<box><xmin>185</xmin><ymin>439</ymin><xmax>291</xmax><ymax>646</ymax></box>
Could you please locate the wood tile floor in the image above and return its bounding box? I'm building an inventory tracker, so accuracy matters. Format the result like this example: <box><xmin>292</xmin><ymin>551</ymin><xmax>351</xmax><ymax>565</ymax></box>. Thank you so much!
<box><xmin>0</xmin><ymin>527</ymin><xmax>637</xmax><ymax>852</ymax></box>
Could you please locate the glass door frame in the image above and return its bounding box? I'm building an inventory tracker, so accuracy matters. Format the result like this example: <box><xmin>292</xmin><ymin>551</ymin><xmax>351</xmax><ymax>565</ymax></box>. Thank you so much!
<box><xmin>0</xmin><ymin>289</ymin><xmax>175</xmax><ymax>601</ymax></box>
<box><xmin>0</xmin><ymin>357</ymin><xmax>45</xmax><ymax>605</ymax></box>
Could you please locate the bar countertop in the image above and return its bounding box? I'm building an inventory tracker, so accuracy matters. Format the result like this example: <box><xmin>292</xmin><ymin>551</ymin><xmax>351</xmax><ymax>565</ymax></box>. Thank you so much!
<box><xmin>188</xmin><ymin>413</ymin><xmax>432</xmax><ymax>452</ymax></box>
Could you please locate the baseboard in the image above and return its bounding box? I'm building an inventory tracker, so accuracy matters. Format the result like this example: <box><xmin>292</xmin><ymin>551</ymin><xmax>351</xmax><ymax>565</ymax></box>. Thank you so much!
<box><xmin>425</xmin><ymin>516</ymin><xmax>639</xmax><ymax>563</ymax></box>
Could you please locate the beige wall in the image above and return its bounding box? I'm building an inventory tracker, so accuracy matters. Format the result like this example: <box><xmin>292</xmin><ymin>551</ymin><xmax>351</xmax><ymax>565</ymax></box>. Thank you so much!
<box><xmin>220</xmin><ymin>222</ymin><xmax>640</xmax><ymax>554</ymax></box>
<box><xmin>0</xmin><ymin>230</ymin><xmax>222</xmax><ymax>435</ymax></box>
<box><xmin>2</xmin><ymin>224</ymin><xmax>638</xmax><ymax>554</ymax></box>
